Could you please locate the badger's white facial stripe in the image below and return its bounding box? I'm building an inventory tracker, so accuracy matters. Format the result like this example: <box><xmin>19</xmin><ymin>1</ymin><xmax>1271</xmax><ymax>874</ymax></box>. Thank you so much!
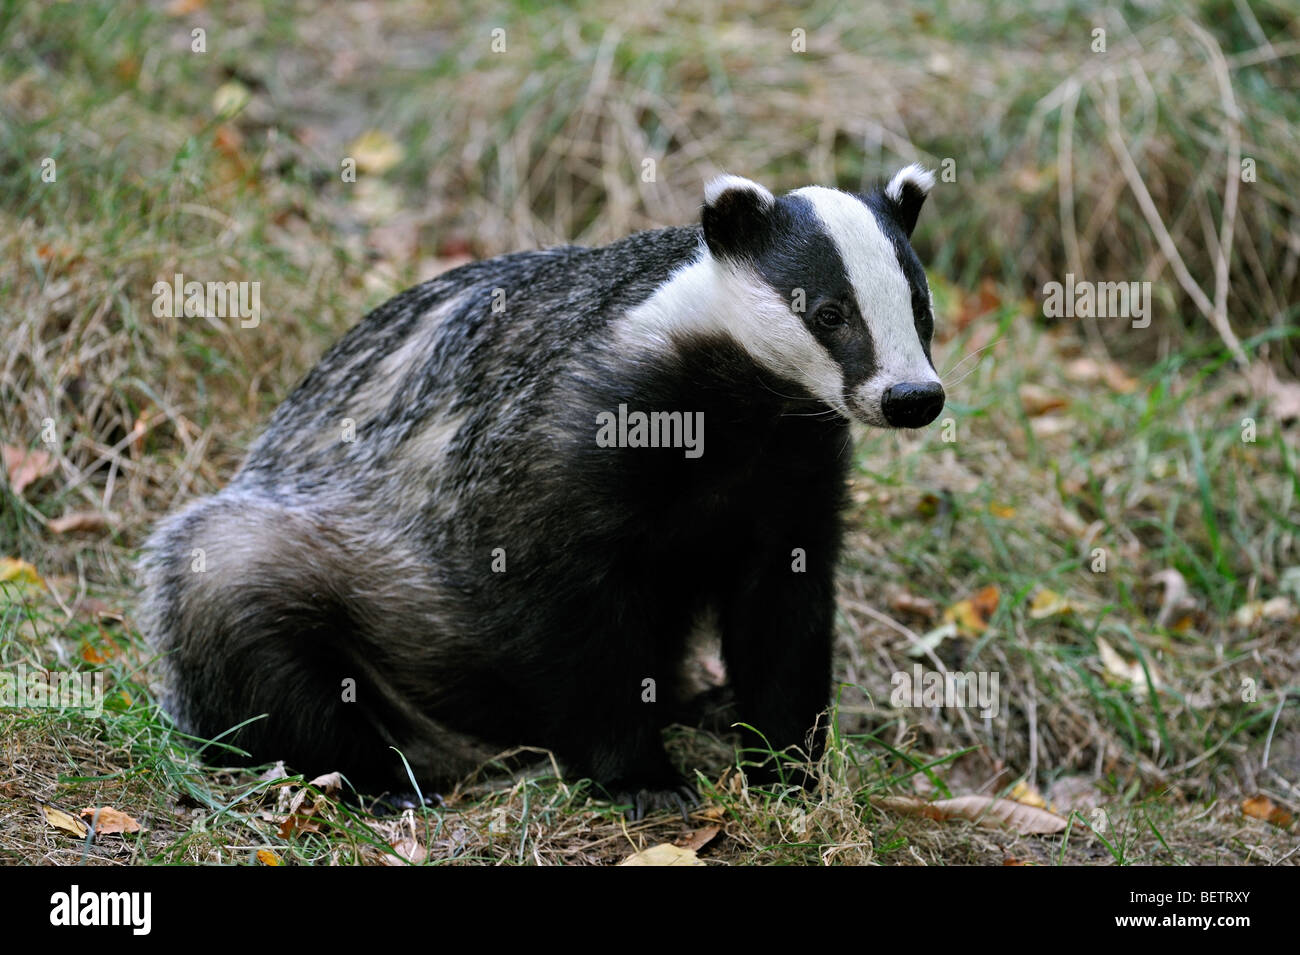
<box><xmin>791</xmin><ymin>186</ymin><xmax>939</xmax><ymax>423</ymax></box>
<box><xmin>885</xmin><ymin>163</ymin><xmax>937</xmax><ymax>203</ymax></box>
<box><xmin>611</xmin><ymin>249</ymin><xmax>848</xmax><ymax>416</ymax></box>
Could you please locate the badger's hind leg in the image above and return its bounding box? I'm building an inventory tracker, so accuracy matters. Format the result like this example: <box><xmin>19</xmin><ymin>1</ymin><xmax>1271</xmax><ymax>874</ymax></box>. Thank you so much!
<box><xmin>138</xmin><ymin>496</ymin><xmax>488</xmax><ymax>794</ymax></box>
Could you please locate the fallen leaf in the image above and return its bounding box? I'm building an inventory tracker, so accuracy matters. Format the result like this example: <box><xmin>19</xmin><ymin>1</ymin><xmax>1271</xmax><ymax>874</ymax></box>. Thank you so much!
<box><xmin>80</xmin><ymin>641</ymin><xmax>115</xmax><ymax>664</ymax></box>
<box><xmin>259</xmin><ymin>761</ymin><xmax>290</xmax><ymax>782</ymax></box>
<box><xmin>1249</xmin><ymin>364</ymin><xmax>1300</xmax><ymax>423</ymax></box>
<box><xmin>348</xmin><ymin>130</ymin><xmax>405</xmax><ymax>175</ymax></box>
<box><xmin>1097</xmin><ymin>637</ymin><xmax>1161</xmax><ymax>697</ymax></box>
<box><xmin>2</xmin><ymin>445</ymin><xmax>55</xmax><ymax>495</ymax></box>
<box><xmin>1064</xmin><ymin>358</ymin><xmax>1138</xmax><ymax>393</ymax></box>
<box><xmin>942</xmin><ymin>585</ymin><xmax>1000</xmax><ymax>636</ymax></box>
<box><xmin>989</xmin><ymin>502</ymin><xmax>1017</xmax><ymax>518</ymax></box>
<box><xmin>1151</xmin><ymin>568</ymin><xmax>1194</xmax><ymax>628</ymax></box>
<box><xmin>619</xmin><ymin>843</ymin><xmax>706</xmax><ymax>866</ymax></box>
<box><xmin>1019</xmin><ymin>384</ymin><xmax>1068</xmax><ymax>417</ymax></box>
<box><xmin>1009</xmin><ymin>781</ymin><xmax>1046</xmax><ymax>809</ymax></box>
<box><xmin>1028</xmin><ymin>589</ymin><xmax>1073</xmax><ymax>619</ymax></box>
<box><xmin>212</xmin><ymin>81</ymin><xmax>251</xmax><ymax>119</ymax></box>
<box><xmin>40</xmin><ymin>804</ymin><xmax>89</xmax><ymax>838</ymax></box>
<box><xmin>1241</xmin><ymin>795</ymin><xmax>1293</xmax><ymax>828</ymax></box>
<box><xmin>382</xmin><ymin>837</ymin><xmax>428</xmax><ymax>866</ymax></box>
<box><xmin>1232</xmin><ymin>597</ymin><xmax>1296</xmax><ymax>628</ymax></box>
<box><xmin>674</xmin><ymin>824</ymin><xmax>721</xmax><ymax>853</ymax></box>
<box><xmin>306</xmin><ymin>772</ymin><xmax>343</xmax><ymax>793</ymax></box>
<box><xmin>48</xmin><ymin>511</ymin><xmax>109</xmax><ymax>534</ymax></box>
<box><xmin>79</xmin><ymin>807</ymin><xmax>142</xmax><ymax>834</ymax></box>
<box><xmin>892</xmin><ymin>591</ymin><xmax>938</xmax><ymax>621</ymax></box>
<box><xmin>256</xmin><ymin>849</ymin><xmax>281</xmax><ymax>866</ymax></box>
<box><xmin>874</xmin><ymin>794</ymin><xmax>1067</xmax><ymax>834</ymax></box>
<box><xmin>908</xmin><ymin>620</ymin><xmax>958</xmax><ymax>657</ymax></box>
<box><xmin>278</xmin><ymin>813</ymin><xmax>323</xmax><ymax>839</ymax></box>
<box><xmin>0</xmin><ymin>557</ymin><xmax>43</xmax><ymax>587</ymax></box>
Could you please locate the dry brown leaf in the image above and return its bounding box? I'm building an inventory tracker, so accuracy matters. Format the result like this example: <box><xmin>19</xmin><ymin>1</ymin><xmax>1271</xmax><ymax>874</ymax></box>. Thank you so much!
<box><xmin>40</xmin><ymin>804</ymin><xmax>89</xmax><ymax>838</ymax></box>
<box><xmin>943</xmin><ymin>585</ymin><xmax>1000</xmax><ymax>636</ymax></box>
<box><xmin>48</xmin><ymin>511</ymin><xmax>109</xmax><ymax>534</ymax></box>
<box><xmin>892</xmin><ymin>591</ymin><xmax>938</xmax><ymax>621</ymax></box>
<box><xmin>278</xmin><ymin>813</ymin><xmax>322</xmax><ymax>839</ymax></box>
<box><xmin>79</xmin><ymin>807</ymin><xmax>142</xmax><ymax>834</ymax></box>
<box><xmin>619</xmin><ymin>843</ymin><xmax>706</xmax><ymax>866</ymax></box>
<box><xmin>3</xmin><ymin>445</ymin><xmax>55</xmax><ymax>495</ymax></box>
<box><xmin>1019</xmin><ymin>384</ymin><xmax>1068</xmax><ymax>417</ymax></box>
<box><xmin>382</xmin><ymin>837</ymin><xmax>429</xmax><ymax>866</ymax></box>
<box><xmin>674</xmin><ymin>824</ymin><xmax>721</xmax><ymax>853</ymax></box>
<box><xmin>306</xmin><ymin>772</ymin><xmax>343</xmax><ymax>793</ymax></box>
<box><xmin>1241</xmin><ymin>795</ymin><xmax>1293</xmax><ymax>828</ymax></box>
<box><xmin>875</xmin><ymin>794</ymin><xmax>1067</xmax><ymax>834</ymax></box>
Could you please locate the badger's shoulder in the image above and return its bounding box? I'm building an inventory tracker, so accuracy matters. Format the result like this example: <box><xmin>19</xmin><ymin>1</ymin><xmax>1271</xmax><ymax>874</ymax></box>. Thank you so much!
<box><xmin>231</xmin><ymin>226</ymin><xmax>705</xmax><ymax>489</ymax></box>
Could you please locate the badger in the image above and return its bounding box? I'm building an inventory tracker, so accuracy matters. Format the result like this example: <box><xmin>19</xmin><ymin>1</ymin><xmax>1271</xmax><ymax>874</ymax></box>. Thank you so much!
<box><xmin>139</xmin><ymin>164</ymin><xmax>945</xmax><ymax>817</ymax></box>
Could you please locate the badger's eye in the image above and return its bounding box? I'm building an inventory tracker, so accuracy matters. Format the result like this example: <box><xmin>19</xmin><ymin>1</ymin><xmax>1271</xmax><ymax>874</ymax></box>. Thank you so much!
<box><xmin>814</xmin><ymin>304</ymin><xmax>846</xmax><ymax>329</ymax></box>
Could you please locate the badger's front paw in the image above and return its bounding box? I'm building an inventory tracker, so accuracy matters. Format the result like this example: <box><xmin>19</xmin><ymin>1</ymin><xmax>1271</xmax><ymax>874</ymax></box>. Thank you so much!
<box><xmin>608</xmin><ymin>776</ymin><xmax>700</xmax><ymax>823</ymax></box>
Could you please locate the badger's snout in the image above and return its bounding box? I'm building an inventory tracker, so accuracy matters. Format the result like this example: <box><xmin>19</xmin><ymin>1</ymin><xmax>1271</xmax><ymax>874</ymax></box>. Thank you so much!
<box><xmin>881</xmin><ymin>380</ymin><xmax>945</xmax><ymax>428</ymax></box>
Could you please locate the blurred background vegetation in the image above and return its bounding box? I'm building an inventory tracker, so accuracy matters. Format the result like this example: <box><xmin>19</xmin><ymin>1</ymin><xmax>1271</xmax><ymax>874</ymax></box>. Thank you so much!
<box><xmin>1</xmin><ymin>0</ymin><xmax>1297</xmax><ymax>863</ymax></box>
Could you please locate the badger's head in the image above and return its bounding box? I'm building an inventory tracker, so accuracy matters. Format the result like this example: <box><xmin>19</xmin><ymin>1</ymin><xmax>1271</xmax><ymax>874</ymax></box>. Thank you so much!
<box><xmin>700</xmin><ymin>165</ymin><xmax>943</xmax><ymax>429</ymax></box>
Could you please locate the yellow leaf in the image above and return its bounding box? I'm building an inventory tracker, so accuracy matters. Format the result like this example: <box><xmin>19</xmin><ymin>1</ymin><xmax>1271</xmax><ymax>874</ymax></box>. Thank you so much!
<box><xmin>989</xmin><ymin>502</ymin><xmax>1016</xmax><ymax>518</ymax></box>
<box><xmin>1009</xmin><ymin>781</ymin><xmax>1046</xmax><ymax>808</ymax></box>
<box><xmin>1028</xmin><ymin>589</ymin><xmax>1072</xmax><ymax>619</ymax></box>
<box><xmin>348</xmin><ymin>130</ymin><xmax>405</xmax><ymax>175</ymax></box>
<box><xmin>212</xmin><ymin>81</ymin><xmax>251</xmax><ymax>119</ymax></box>
<box><xmin>256</xmin><ymin>849</ymin><xmax>281</xmax><ymax>866</ymax></box>
<box><xmin>40</xmin><ymin>804</ymin><xmax>89</xmax><ymax>838</ymax></box>
<box><xmin>942</xmin><ymin>585</ymin><xmax>1000</xmax><ymax>636</ymax></box>
<box><xmin>0</xmin><ymin>557</ymin><xmax>43</xmax><ymax>587</ymax></box>
<box><xmin>619</xmin><ymin>843</ymin><xmax>706</xmax><ymax>866</ymax></box>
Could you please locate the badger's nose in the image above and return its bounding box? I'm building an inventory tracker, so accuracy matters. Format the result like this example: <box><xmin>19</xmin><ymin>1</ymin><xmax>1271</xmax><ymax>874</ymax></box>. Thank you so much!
<box><xmin>881</xmin><ymin>381</ymin><xmax>945</xmax><ymax>428</ymax></box>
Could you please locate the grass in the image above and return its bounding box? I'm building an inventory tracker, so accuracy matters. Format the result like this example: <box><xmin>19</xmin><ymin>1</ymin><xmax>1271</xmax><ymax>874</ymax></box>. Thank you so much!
<box><xmin>1</xmin><ymin>0</ymin><xmax>1297</xmax><ymax>864</ymax></box>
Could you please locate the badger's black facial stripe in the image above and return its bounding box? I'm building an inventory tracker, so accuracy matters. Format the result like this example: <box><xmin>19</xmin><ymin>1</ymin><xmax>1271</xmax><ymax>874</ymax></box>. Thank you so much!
<box><xmin>862</xmin><ymin>192</ymin><xmax>936</xmax><ymax>363</ymax></box>
<box><xmin>744</xmin><ymin>195</ymin><xmax>879</xmax><ymax>391</ymax></box>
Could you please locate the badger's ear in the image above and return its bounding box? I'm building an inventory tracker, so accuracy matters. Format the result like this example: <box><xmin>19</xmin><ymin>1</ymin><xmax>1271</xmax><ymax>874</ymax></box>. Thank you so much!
<box><xmin>701</xmin><ymin>175</ymin><xmax>776</xmax><ymax>260</ymax></box>
<box><xmin>882</xmin><ymin>163</ymin><xmax>936</xmax><ymax>238</ymax></box>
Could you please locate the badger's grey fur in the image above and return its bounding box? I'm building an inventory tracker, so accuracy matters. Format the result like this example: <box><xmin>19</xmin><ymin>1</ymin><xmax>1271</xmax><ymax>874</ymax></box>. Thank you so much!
<box><xmin>139</xmin><ymin>165</ymin><xmax>943</xmax><ymax>812</ymax></box>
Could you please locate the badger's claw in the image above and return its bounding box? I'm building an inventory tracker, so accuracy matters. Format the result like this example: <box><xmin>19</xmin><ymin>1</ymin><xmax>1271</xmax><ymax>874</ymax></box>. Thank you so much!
<box><xmin>613</xmin><ymin>780</ymin><xmax>700</xmax><ymax>823</ymax></box>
